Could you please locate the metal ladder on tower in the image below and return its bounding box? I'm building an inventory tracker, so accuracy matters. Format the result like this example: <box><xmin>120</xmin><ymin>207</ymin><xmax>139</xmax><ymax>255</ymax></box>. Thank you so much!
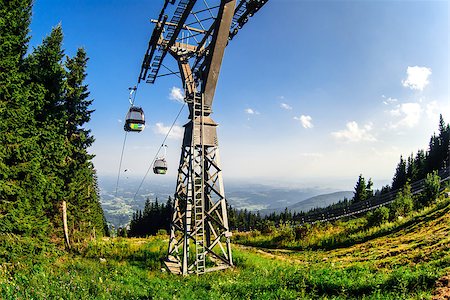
<box><xmin>193</xmin><ymin>92</ymin><xmax>206</xmax><ymax>274</ymax></box>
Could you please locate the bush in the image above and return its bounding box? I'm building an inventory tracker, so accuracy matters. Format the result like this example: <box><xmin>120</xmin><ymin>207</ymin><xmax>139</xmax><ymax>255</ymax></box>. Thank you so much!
<box><xmin>367</xmin><ymin>206</ymin><xmax>390</xmax><ymax>227</ymax></box>
<box><xmin>419</xmin><ymin>171</ymin><xmax>441</xmax><ymax>207</ymax></box>
<box><xmin>273</xmin><ymin>223</ymin><xmax>295</xmax><ymax>244</ymax></box>
<box><xmin>390</xmin><ymin>183</ymin><xmax>414</xmax><ymax>219</ymax></box>
<box><xmin>294</xmin><ymin>224</ymin><xmax>312</xmax><ymax>240</ymax></box>
<box><xmin>157</xmin><ymin>229</ymin><xmax>167</xmax><ymax>236</ymax></box>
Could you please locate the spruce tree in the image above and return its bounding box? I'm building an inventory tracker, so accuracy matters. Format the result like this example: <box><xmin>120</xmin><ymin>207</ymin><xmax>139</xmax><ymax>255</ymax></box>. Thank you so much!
<box><xmin>392</xmin><ymin>156</ymin><xmax>407</xmax><ymax>190</ymax></box>
<box><xmin>353</xmin><ymin>174</ymin><xmax>368</xmax><ymax>203</ymax></box>
<box><xmin>24</xmin><ymin>25</ymin><xmax>68</xmax><ymax>232</ymax></box>
<box><xmin>63</xmin><ymin>48</ymin><xmax>106</xmax><ymax>239</ymax></box>
<box><xmin>0</xmin><ymin>0</ymin><xmax>49</xmax><ymax>240</ymax></box>
<box><xmin>414</xmin><ymin>150</ymin><xmax>426</xmax><ymax>181</ymax></box>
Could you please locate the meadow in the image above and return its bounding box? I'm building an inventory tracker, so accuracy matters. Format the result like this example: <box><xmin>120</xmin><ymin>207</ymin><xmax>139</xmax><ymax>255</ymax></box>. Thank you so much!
<box><xmin>1</xmin><ymin>192</ymin><xmax>449</xmax><ymax>299</ymax></box>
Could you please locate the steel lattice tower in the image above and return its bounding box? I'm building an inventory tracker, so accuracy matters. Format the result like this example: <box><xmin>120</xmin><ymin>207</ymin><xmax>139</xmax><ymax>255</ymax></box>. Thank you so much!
<box><xmin>139</xmin><ymin>0</ymin><xmax>268</xmax><ymax>275</ymax></box>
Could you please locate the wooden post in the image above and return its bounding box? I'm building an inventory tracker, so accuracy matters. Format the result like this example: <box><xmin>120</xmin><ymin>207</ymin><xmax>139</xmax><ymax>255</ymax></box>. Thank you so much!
<box><xmin>62</xmin><ymin>201</ymin><xmax>71</xmax><ymax>250</ymax></box>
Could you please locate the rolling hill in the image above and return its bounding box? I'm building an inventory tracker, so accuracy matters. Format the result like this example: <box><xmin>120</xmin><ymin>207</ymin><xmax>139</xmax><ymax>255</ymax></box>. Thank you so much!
<box><xmin>259</xmin><ymin>190</ymin><xmax>353</xmax><ymax>215</ymax></box>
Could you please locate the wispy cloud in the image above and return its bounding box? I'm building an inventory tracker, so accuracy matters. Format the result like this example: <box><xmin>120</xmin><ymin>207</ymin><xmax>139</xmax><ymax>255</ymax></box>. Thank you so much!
<box><xmin>381</xmin><ymin>95</ymin><xmax>398</xmax><ymax>105</ymax></box>
<box><xmin>154</xmin><ymin>122</ymin><xmax>183</xmax><ymax>139</ymax></box>
<box><xmin>118</xmin><ymin>119</ymin><xmax>123</xmax><ymax>123</ymax></box>
<box><xmin>245</xmin><ymin>108</ymin><xmax>260</xmax><ymax>115</ymax></box>
<box><xmin>332</xmin><ymin>121</ymin><xmax>376</xmax><ymax>142</ymax></box>
<box><xmin>169</xmin><ymin>87</ymin><xmax>184</xmax><ymax>103</ymax></box>
<box><xmin>280</xmin><ymin>103</ymin><xmax>292</xmax><ymax>110</ymax></box>
<box><xmin>388</xmin><ymin>102</ymin><xmax>422</xmax><ymax>129</ymax></box>
<box><xmin>402</xmin><ymin>66</ymin><xmax>432</xmax><ymax>91</ymax></box>
<box><xmin>294</xmin><ymin>115</ymin><xmax>313</xmax><ymax>129</ymax></box>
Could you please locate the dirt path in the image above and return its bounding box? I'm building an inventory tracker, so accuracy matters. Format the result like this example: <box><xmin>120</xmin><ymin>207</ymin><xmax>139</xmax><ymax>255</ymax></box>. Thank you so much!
<box><xmin>433</xmin><ymin>275</ymin><xmax>450</xmax><ymax>300</ymax></box>
<box><xmin>235</xmin><ymin>244</ymin><xmax>306</xmax><ymax>264</ymax></box>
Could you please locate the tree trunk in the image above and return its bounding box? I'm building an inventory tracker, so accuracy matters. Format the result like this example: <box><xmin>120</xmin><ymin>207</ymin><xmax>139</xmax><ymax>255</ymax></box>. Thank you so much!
<box><xmin>62</xmin><ymin>201</ymin><xmax>71</xmax><ymax>249</ymax></box>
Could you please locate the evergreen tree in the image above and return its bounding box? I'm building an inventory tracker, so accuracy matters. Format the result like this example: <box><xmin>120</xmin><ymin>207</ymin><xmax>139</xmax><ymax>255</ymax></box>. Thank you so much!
<box><xmin>24</xmin><ymin>25</ymin><xmax>68</xmax><ymax>230</ymax></box>
<box><xmin>129</xmin><ymin>197</ymin><xmax>172</xmax><ymax>237</ymax></box>
<box><xmin>366</xmin><ymin>178</ymin><xmax>374</xmax><ymax>199</ymax></box>
<box><xmin>406</xmin><ymin>153</ymin><xmax>417</xmax><ymax>182</ymax></box>
<box><xmin>0</xmin><ymin>1</ymin><xmax>106</xmax><ymax>254</ymax></box>
<box><xmin>414</xmin><ymin>150</ymin><xmax>427</xmax><ymax>181</ymax></box>
<box><xmin>437</xmin><ymin>115</ymin><xmax>450</xmax><ymax>170</ymax></box>
<box><xmin>60</xmin><ymin>46</ymin><xmax>106</xmax><ymax>240</ymax></box>
<box><xmin>0</xmin><ymin>0</ymin><xmax>49</xmax><ymax>239</ymax></box>
<box><xmin>392</xmin><ymin>156</ymin><xmax>407</xmax><ymax>190</ymax></box>
<box><xmin>353</xmin><ymin>174</ymin><xmax>368</xmax><ymax>203</ymax></box>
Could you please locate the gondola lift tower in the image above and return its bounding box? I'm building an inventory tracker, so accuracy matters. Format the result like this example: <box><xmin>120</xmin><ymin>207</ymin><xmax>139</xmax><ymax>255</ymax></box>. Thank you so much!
<box><xmin>138</xmin><ymin>0</ymin><xmax>269</xmax><ymax>275</ymax></box>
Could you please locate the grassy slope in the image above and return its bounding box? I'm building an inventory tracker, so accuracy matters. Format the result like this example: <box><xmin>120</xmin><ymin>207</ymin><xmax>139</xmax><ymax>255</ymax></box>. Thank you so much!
<box><xmin>1</xmin><ymin>195</ymin><xmax>449</xmax><ymax>299</ymax></box>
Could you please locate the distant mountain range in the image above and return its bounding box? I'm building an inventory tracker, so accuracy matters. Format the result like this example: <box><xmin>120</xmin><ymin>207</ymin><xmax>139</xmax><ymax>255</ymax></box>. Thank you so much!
<box><xmin>98</xmin><ymin>175</ymin><xmax>353</xmax><ymax>227</ymax></box>
<box><xmin>259</xmin><ymin>191</ymin><xmax>354</xmax><ymax>216</ymax></box>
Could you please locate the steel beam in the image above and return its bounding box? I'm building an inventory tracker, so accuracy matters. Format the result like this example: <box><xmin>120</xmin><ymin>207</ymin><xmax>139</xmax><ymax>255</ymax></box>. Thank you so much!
<box><xmin>201</xmin><ymin>0</ymin><xmax>237</xmax><ymax>112</ymax></box>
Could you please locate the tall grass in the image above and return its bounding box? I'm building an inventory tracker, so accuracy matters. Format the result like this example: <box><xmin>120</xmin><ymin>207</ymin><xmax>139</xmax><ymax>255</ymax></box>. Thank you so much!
<box><xmin>0</xmin><ymin>235</ymin><xmax>446</xmax><ymax>299</ymax></box>
<box><xmin>1</xmin><ymin>192</ymin><xmax>449</xmax><ymax>299</ymax></box>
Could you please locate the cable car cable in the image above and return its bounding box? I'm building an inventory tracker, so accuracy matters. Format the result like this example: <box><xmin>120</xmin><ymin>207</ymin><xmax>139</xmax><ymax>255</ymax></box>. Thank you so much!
<box><xmin>132</xmin><ymin>102</ymin><xmax>186</xmax><ymax>200</ymax></box>
<box><xmin>114</xmin><ymin>83</ymin><xmax>141</xmax><ymax>198</ymax></box>
<box><xmin>114</xmin><ymin>132</ymin><xmax>128</xmax><ymax>197</ymax></box>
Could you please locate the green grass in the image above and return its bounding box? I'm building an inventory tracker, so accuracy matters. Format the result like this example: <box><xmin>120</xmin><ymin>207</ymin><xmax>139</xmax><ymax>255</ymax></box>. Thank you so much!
<box><xmin>0</xmin><ymin>241</ymin><xmax>442</xmax><ymax>299</ymax></box>
<box><xmin>1</xmin><ymin>192</ymin><xmax>449</xmax><ymax>299</ymax></box>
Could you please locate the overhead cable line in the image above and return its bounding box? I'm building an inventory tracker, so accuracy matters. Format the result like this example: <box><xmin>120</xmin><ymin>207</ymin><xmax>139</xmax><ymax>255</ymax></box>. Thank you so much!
<box><xmin>114</xmin><ymin>84</ymin><xmax>140</xmax><ymax>198</ymax></box>
<box><xmin>132</xmin><ymin>102</ymin><xmax>186</xmax><ymax>200</ymax></box>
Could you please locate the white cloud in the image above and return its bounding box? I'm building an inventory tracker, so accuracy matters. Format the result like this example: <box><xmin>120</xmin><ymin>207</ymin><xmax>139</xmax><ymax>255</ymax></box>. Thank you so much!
<box><xmin>245</xmin><ymin>108</ymin><xmax>260</xmax><ymax>115</ymax></box>
<box><xmin>294</xmin><ymin>115</ymin><xmax>313</xmax><ymax>129</ymax></box>
<box><xmin>382</xmin><ymin>96</ymin><xmax>398</xmax><ymax>105</ymax></box>
<box><xmin>154</xmin><ymin>122</ymin><xmax>183</xmax><ymax>140</ymax></box>
<box><xmin>332</xmin><ymin>121</ymin><xmax>376</xmax><ymax>142</ymax></box>
<box><xmin>118</xmin><ymin>119</ymin><xmax>123</xmax><ymax>123</ymax></box>
<box><xmin>402</xmin><ymin>66</ymin><xmax>432</xmax><ymax>91</ymax></box>
<box><xmin>169</xmin><ymin>87</ymin><xmax>185</xmax><ymax>103</ymax></box>
<box><xmin>389</xmin><ymin>102</ymin><xmax>422</xmax><ymax>128</ymax></box>
<box><xmin>280</xmin><ymin>103</ymin><xmax>292</xmax><ymax>110</ymax></box>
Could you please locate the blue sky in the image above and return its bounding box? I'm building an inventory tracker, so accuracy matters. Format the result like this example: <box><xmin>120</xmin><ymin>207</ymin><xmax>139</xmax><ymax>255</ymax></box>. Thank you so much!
<box><xmin>29</xmin><ymin>0</ymin><xmax>449</xmax><ymax>190</ymax></box>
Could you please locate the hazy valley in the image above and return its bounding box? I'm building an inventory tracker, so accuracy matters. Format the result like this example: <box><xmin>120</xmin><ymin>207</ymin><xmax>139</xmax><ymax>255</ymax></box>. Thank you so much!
<box><xmin>99</xmin><ymin>175</ymin><xmax>352</xmax><ymax>227</ymax></box>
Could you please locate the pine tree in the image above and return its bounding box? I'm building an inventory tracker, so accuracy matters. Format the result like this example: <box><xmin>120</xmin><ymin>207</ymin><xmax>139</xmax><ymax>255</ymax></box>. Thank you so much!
<box><xmin>414</xmin><ymin>150</ymin><xmax>426</xmax><ymax>181</ymax></box>
<box><xmin>24</xmin><ymin>25</ymin><xmax>68</xmax><ymax>231</ymax></box>
<box><xmin>1</xmin><ymin>2</ymin><xmax>107</xmax><ymax>252</ymax></box>
<box><xmin>353</xmin><ymin>174</ymin><xmax>368</xmax><ymax>203</ymax></box>
<box><xmin>437</xmin><ymin>115</ymin><xmax>450</xmax><ymax>170</ymax></box>
<box><xmin>0</xmin><ymin>0</ymin><xmax>49</xmax><ymax>239</ymax></box>
<box><xmin>392</xmin><ymin>156</ymin><xmax>407</xmax><ymax>190</ymax></box>
<box><xmin>366</xmin><ymin>178</ymin><xmax>374</xmax><ymax>199</ymax></box>
<box><xmin>63</xmin><ymin>48</ymin><xmax>106</xmax><ymax>239</ymax></box>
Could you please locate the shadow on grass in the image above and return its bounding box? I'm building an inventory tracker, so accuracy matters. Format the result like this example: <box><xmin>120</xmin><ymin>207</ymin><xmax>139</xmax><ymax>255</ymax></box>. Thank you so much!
<box><xmin>308</xmin><ymin>199</ymin><xmax>450</xmax><ymax>251</ymax></box>
<box><xmin>235</xmin><ymin>199</ymin><xmax>450</xmax><ymax>252</ymax></box>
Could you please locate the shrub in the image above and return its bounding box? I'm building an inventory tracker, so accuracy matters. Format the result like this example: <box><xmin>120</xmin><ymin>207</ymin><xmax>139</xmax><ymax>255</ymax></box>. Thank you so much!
<box><xmin>294</xmin><ymin>224</ymin><xmax>312</xmax><ymax>240</ymax></box>
<box><xmin>419</xmin><ymin>171</ymin><xmax>441</xmax><ymax>207</ymax></box>
<box><xmin>157</xmin><ymin>229</ymin><xmax>167</xmax><ymax>236</ymax></box>
<box><xmin>273</xmin><ymin>223</ymin><xmax>295</xmax><ymax>244</ymax></box>
<box><xmin>390</xmin><ymin>183</ymin><xmax>414</xmax><ymax>220</ymax></box>
<box><xmin>367</xmin><ymin>206</ymin><xmax>390</xmax><ymax>227</ymax></box>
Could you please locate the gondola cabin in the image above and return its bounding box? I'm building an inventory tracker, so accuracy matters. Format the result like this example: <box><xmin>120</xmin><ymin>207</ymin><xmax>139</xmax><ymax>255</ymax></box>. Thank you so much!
<box><xmin>124</xmin><ymin>106</ymin><xmax>145</xmax><ymax>132</ymax></box>
<box><xmin>153</xmin><ymin>158</ymin><xmax>167</xmax><ymax>175</ymax></box>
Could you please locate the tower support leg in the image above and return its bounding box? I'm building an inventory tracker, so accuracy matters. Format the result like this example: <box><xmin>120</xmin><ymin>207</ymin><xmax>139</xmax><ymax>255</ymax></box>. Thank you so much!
<box><xmin>165</xmin><ymin>120</ymin><xmax>233</xmax><ymax>275</ymax></box>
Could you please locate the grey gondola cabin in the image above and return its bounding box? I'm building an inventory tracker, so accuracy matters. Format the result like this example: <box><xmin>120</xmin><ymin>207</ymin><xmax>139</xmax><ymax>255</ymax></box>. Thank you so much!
<box><xmin>153</xmin><ymin>158</ymin><xmax>167</xmax><ymax>175</ymax></box>
<box><xmin>124</xmin><ymin>107</ymin><xmax>145</xmax><ymax>132</ymax></box>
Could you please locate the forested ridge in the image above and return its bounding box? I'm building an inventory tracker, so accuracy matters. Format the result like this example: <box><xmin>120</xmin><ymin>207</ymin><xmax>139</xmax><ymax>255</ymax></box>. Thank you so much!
<box><xmin>127</xmin><ymin>115</ymin><xmax>449</xmax><ymax>236</ymax></box>
<box><xmin>0</xmin><ymin>0</ymin><xmax>106</xmax><ymax>261</ymax></box>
